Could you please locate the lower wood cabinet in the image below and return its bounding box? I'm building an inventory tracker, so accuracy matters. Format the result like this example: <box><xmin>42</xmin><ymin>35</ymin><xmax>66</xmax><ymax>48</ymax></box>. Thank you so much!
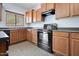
<box><xmin>31</xmin><ymin>29</ymin><xmax>37</xmax><ymax>44</ymax></box>
<box><xmin>10</xmin><ymin>29</ymin><xmax>27</xmax><ymax>44</ymax></box>
<box><xmin>70</xmin><ymin>38</ymin><xmax>79</xmax><ymax>56</ymax></box>
<box><xmin>53</xmin><ymin>31</ymin><xmax>69</xmax><ymax>56</ymax></box>
<box><xmin>26</xmin><ymin>29</ymin><xmax>32</xmax><ymax>42</ymax></box>
<box><xmin>10</xmin><ymin>30</ymin><xmax>18</xmax><ymax>44</ymax></box>
<box><xmin>53</xmin><ymin>36</ymin><xmax>69</xmax><ymax>56</ymax></box>
<box><xmin>53</xmin><ymin>31</ymin><xmax>79</xmax><ymax>56</ymax></box>
<box><xmin>70</xmin><ymin>33</ymin><xmax>79</xmax><ymax>56</ymax></box>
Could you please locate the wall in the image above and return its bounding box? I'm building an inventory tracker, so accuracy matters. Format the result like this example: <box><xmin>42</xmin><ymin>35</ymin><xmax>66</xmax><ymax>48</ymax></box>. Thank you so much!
<box><xmin>0</xmin><ymin>3</ymin><xmax>26</xmax><ymax>27</ymax></box>
<box><xmin>29</xmin><ymin>15</ymin><xmax>79</xmax><ymax>28</ymax></box>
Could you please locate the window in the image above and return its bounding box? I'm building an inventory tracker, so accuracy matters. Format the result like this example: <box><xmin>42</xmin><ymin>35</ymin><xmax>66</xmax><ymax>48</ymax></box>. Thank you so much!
<box><xmin>6</xmin><ymin>11</ymin><xmax>15</xmax><ymax>26</ymax></box>
<box><xmin>16</xmin><ymin>14</ymin><xmax>24</xmax><ymax>26</ymax></box>
<box><xmin>6</xmin><ymin>11</ymin><xmax>24</xmax><ymax>26</ymax></box>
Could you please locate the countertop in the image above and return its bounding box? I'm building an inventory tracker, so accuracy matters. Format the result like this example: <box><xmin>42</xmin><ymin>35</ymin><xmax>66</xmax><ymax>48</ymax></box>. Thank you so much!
<box><xmin>53</xmin><ymin>28</ymin><xmax>79</xmax><ymax>32</ymax></box>
<box><xmin>0</xmin><ymin>27</ymin><xmax>79</xmax><ymax>32</ymax></box>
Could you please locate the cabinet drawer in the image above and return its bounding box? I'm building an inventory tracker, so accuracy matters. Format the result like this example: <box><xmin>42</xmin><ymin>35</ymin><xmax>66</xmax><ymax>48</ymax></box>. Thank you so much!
<box><xmin>53</xmin><ymin>31</ymin><xmax>69</xmax><ymax>37</ymax></box>
<box><xmin>70</xmin><ymin>33</ymin><xmax>79</xmax><ymax>39</ymax></box>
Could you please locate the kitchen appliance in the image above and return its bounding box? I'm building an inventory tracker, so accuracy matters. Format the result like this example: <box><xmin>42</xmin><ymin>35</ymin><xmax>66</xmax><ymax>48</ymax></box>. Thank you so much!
<box><xmin>37</xmin><ymin>24</ymin><xmax>57</xmax><ymax>53</ymax></box>
<box><xmin>42</xmin><ymin>9</ymin><xmax>55</xmax><ymax>17</ymax></box>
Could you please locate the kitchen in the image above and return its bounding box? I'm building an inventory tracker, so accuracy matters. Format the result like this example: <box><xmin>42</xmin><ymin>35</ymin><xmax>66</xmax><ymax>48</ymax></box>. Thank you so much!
<box><xmin>0</xmin><ymin>3</ymin><xmax>79</xmax><ymax>56</ymax></box>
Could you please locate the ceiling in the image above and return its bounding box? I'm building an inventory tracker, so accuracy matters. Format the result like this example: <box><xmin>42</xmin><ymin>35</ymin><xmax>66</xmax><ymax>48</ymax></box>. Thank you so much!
<box><xmin>12</xmin><ymin>3</ymin><xmax>41</xmax><ymax>10</ymax></box>
<box><xmin>3</xmin><ymin>3</ymin><xmax>42</xmax><ymax>14</ymax></box>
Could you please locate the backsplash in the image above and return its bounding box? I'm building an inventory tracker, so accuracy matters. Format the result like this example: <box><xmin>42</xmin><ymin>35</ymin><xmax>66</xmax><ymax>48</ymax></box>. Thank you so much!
<box><xmin>29</xmin><ymin>15</ymin><xmax>79</xmax><ymax>28</ymax></box>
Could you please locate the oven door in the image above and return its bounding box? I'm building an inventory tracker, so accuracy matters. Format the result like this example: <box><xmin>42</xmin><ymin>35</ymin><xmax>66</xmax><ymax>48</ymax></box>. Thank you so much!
<box><xmin>42</xmin><ymin>31</ymin><xmax>48</xmax><ymax>45</ymax></box>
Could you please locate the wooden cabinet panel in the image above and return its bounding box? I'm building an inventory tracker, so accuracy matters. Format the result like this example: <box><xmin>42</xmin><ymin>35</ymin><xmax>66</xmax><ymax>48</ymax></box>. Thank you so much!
<box><xmin>33</xmin><ymin>10</ymin><xmax>37</xmax><ymax>22</ymax></box>
<box><xmin>70</xmin><ymin>3</ymin><xmax>79</xmax><ymax>16</ymax></box>
<box><xmin>53</xmin><ymin>31</ymin><xmax>69</xmax><ymax>37</ymax></box>
<box><xmin>18</xmin><ymin>29</ymin><xmax>25</xmax><ymax>41</ymax></box>
<box><xmin>70</xmin><ymin>33</ymin><xmax>79</xmax><ymax>39</ymax></box>
<box><xmin>27</xmin><ymin>29</ymin><xmax>32</xmax><ymax>42</ymax></box>
<box><xmin>53</xmin><ymin>36</ymin><xmax>69</xmax><ymax>56</ymax></box>
<box><xmin>10</xmin><ymin>30</ymin><xmax>18</xmax><ymax>44</ymax></box>
<box><xmin>36</xmin><ymin>9</ymin><xmax>42</xmax><ymax>22</ymax></box>
<box><xmin>25</xmin><ymin>12</ymin><xmax>29</xmax><ymax>23</ymax></box>
<box><xmin>0</xmin><ymin>3</ymin><xmax>2</xmax><ymax>21</ymax></box>
<box><xmin>10</xmin><ymin>29</ymin><xmax>27</xmax><ymax>44</ymax></box>
<box><xmin>70</xmin><ymin>38</ymin><xmax>79</xmax><ymax>56</ymax></box>
<box><xmin>28</xmin><ymin>10</ymin><xmax>33</xmax><ymax>23</ymax></box>
<box><xmin>41</xmin><ymin>3</ymin><xmax>47</xmax><ymax>12</ymax></box>
<box><xmin>46</xmin><ymin>3</ymin><xmax>54</xmax><ymax>10</ymax></box>
<box><xmin>31</xmin><ymin>29</ymin><xmax>37</xmax><ymax>44</ymax></box>
<box><xmin>55</xmin><ymin>3</ymin><xmax>70</xmax><ymax>19</ymax></box>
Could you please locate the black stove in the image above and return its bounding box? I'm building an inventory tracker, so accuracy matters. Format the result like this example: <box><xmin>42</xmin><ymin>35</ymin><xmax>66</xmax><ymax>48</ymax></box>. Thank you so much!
<box><xmin>37</xmin><ymin>24</ymin><xmax>57</xmax><ymax>53</ymax></box>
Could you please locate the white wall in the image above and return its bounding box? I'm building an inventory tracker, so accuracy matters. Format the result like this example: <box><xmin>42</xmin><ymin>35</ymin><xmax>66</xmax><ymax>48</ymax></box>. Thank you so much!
<box><xmin>0</xmin><ymin>3</ymin><xmax>26</xmax><ymax>27</ymax></box>
<box><xmin>3</xmin><ymin>3</ymin><xmax>25</xmax><ymax>14</ymax></box>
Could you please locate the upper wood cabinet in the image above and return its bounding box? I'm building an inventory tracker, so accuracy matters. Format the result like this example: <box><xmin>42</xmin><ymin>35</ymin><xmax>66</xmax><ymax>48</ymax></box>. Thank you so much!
<box><xmin>28</xmin><ymin>10</ymin><xmax>33</xmax><ymax>23</ymax></box>
<box><xmin>70</xmin><ymin>3</ymin><xmax>79</xmax><ymax>16</ymax></box>
<box><xmin>0</xmin><ymin>3</ymin><xmax>2</xmax><ymax>21</ymax></box>
<box><xmin>36</xmin><ymin>8</ymin><xmax>42</xmax><ymax>22</ymax></box>
<box><xmin>55</xmin><ymin>3</ymin><xmax>70</xmax><ymax>19</ymax></box>
<box><xmin>41</xmin><ymin>3</ymin><xmax>47</xmax><ymax>12</ymax></box>
<box><xmin>25</xmin><ymin>12</ymin><xmax>29</xmax><ymax>23</ymax></box>
<box><xmin>32</xmin><ymin>10</ymin><xmax>37</xmax><ymax>22</ymax></box>
<box><xmin>25</xmin><ymin>10</ymin><xmax>33</xmax><ymax>24</ymax></box>
<box><xmin>46</xmin><ymin>3</ymin><xmax>55</xmax><ymax>10</ymax></box>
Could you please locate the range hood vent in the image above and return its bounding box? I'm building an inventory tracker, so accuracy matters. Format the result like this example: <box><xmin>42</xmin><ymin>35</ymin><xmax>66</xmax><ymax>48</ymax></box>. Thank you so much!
<box><xmin>42</xmin><ymin>9</ymin><xmax>55</xmax><ymax>17</ymax></box>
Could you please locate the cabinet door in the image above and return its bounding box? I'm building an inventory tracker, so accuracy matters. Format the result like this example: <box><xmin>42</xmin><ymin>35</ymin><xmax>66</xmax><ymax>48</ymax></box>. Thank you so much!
<box><xmin>41</xmin><ymin>3</ymin><xmax>47</xmax><ymax>12</ymax></box>
<box><xmin>27</xmin><ymin>29</ymin><xmax>32</xmax><ymax>42</ymax></box>
<box><xmin>31</xmin><ymin>29</ymin><xmax>37</xmax><ymax>44</ymax></box>
<box><xmin>36</xmin><ymin>9</ymin><xmax>42</xmax><ymax>22</ymax></box>
<box><xmin>28</xmin><ymin>10</ymin><xmax>33</xmax><ymax>23</ymax></box>
<box><xmin>46</xmin><ymin>3</ymin><xmax>54</xmax><ymax>10</ymax></box>
<box><xmin>70</xmin><ymin>3</ymin><xmax>79</xmax><ymax>16</ymax></box>
<box><xmin>53</xmin><ymin>36</ymin><xmax>69</xmax><ymax>56</ymax></box>
<box><xmin>10</xmin><ymin>30</ymin><xmax>18</xmax><ymax>44</ymax></box>
<box><xmin>33</xmin><ymin>10</ymin><xmax>37</xmax><ymax>22</ymax></box>
<box><xmin>55</xmin><ymin>3</ymin><xmax>70</xmax><ymax>19</ymax></box>
<box><xmin>0</xmin><ymin>3</ymin><xmax>2</xmax><ymax>21</ymax></box>
<box><xmin>70</xmin><ymin>39</ymin><xmax>79</xmax><ymax>56</ymax></box>
<box><xmin>18</xmin><ymin>29</ymin><xmax>25</xmax><ymax>41</ymax></box>
<box><xmin>25</xmin><ymin>12</ymin><xmax>29</xmax><ymax>24</ymax></box>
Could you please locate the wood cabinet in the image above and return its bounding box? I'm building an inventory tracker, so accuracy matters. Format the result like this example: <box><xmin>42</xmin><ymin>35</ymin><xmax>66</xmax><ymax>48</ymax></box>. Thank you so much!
<box><xmin>46</xmin><ymin>3</ymin><xmax>54</xmax><ymax>10</ymax></box>
<box><xmin>28</xmin><ymin>10</ymin><xmax>33</xmax><ymax>23</ymax></box>
<box><xmin>41</xmin><ymin>3</ymin><xmax>54</xmax><ymax>12</ymax></box>
<box><xmin>33</xmin><ymin>10</ymin><xmax>37</xmax><ymax>22</ymax></box>
<box><xmin>18</xmin><ymin>29</ymin><xmax>27</xmax><ymax>41</ymax></box>
<box><xmin>26</xmin><ymin>29</ymin><xmax>32</xmax><ymax>42</ymax></box>
<box><xmin>41</xmin><ymin>3</ymin><xmax>47</xmax><ymax>12</ymax></box>
<box><xmin>70</xmin><ymin>33</ymin><xmax>79</xmax><ymax>56</ymax></box>
<box><xmin>10</xmin><ymin>30</ymin><xmax>18</xmax><ymax>44</ymax></box>
<box><xmin>0</xmin><ymin>3</ymin><xmax>2</xmax><ymax>21</ymax></box>
<box><xmin>70</xmin><ymin>3</ymin><xmax>79</xmax><ymax>16</ymax></box>
<box><xmin>53</xmin><ymin>31</ymin><xmax>69</xmax><ymax>56</ymax></box>
<box><xmin>31</xmin><ymin>29</ymin><xmax>37</xmax><ymax>44</ymax></box>
<box><xmin>25</xmin><ymin>12</ymin><xmax>29</xmax><ymax>23</ymax></box>
<box><xmin>36</xmin><ymin>8</ymin><xmax>42</xmax><ymax>22</ymax></box>
<box><xmin>25</xmin><ymin>10</ymin><xmax>33</xmax><ymax>24</ymax></box>
<box><xmin>55</xmin><ymin>3</ymin><xmax>70</xmax><ymax>19</ymax></box>
<box><xmin>10</xmin><ymin>29</ymin><xmax>27</xmax><ymax>44</ymax></box>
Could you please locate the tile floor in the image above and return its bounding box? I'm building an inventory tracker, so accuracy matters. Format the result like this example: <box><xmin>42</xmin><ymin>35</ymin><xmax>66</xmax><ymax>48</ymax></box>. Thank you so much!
<box><xmin>9</xmin><ymin>41</ymin><xmax>54</xmax><ymax>56</ymax></box>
